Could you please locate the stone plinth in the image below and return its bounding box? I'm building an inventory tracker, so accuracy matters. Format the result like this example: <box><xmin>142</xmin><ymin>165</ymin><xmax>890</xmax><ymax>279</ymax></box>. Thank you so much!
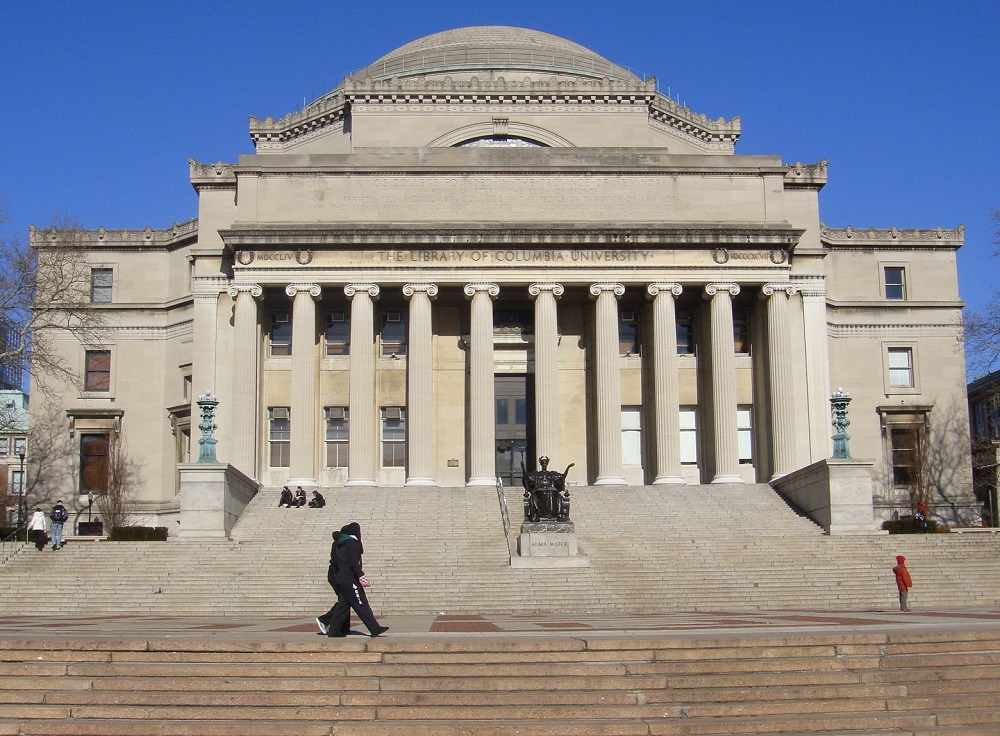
<box><xmin>512</xmin><ymin>521</ymin><xmax>590</xmax><ymax>568</ymax></box>
<box><xmin>770</xmin><ymin>458</ymin><xmax>881</xmax><ymax>535</ymax></box>
<box><xmin>178</xmin><ymin>463</ymin><xmax>259</xmax><ymax>540</ymax></box>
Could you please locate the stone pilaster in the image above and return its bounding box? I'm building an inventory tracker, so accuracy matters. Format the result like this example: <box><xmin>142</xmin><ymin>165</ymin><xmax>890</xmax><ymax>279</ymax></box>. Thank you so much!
<box><xmin>647</xmin><ymin>282</ymin><xmax>685</xmax><ymax>484</ymax></box>
<box><xmin>529</xmin><ymin>283</ymin><xmax>564</xmax><ymax>467</ymax></box>
<box><xmin>345</xmin><ymin>283</ymin><xmax>380</xmax><ymax>487</ymax></box>
<box><xmin>800</xmin><ymin>282</ymin><xmax>832</xmax><ymax>463</ymax></box>
<box><xmin>589</xmin><ymin>283</ymin><xmax>626</xmax><ymax>486</ymax></box>
<box><xmin>403</xmin><ymin>283</ymin><xmax>438</xmax><ymax>486</ymax></box>
<box><xmin>704</xmin><ymin>282</ymin><xmax>743</xmax><ymax>484</ymax></box>
<box><xmin>762</xmin><ymin>283</ymin><xmax>798</xmax><ymax>479</ymax></box>
<box><xmin>285</xmin><ymin>283</ymin><xmax>321</xmax><ymax>488</ymax></box>
<box><xmin>225</xmin><ymin>283</ymin><xmax>263</xmax><ymax>478</ymax></box>
<box><xmin>464</xmin><ymin>283</ymin><xmax>500</xmax><ymax>487</ymax></box>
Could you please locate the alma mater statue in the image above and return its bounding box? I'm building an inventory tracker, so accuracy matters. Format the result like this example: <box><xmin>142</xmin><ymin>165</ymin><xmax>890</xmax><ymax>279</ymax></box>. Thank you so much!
<box><xmin>521</xmin><ymin>456</ymin><xmax>575</xmax><ymax>523</ymax></box>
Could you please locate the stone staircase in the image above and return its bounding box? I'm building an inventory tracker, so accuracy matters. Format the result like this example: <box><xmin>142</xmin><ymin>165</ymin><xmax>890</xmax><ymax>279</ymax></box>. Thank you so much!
<box><xmin>1</xmin><ymin>628</ymin><xmax>999</xmax><ymax>734</ymax></box>
<box><xmin>2</xmin><ymin>484</ymin><xmax>1000</xmax><ymax>615</ymax></box>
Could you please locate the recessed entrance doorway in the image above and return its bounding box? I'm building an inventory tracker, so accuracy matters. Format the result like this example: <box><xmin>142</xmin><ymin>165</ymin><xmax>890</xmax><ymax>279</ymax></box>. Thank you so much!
<box><xmin>495</xmin><ymin>375</ymin><xmax>535</xmax><ymax>487</ymax></box>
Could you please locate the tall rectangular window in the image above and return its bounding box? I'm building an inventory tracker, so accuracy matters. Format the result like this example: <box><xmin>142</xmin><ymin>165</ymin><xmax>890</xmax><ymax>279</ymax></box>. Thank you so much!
<box><xmin>733</xmin><ymin>310</ymin><xmax>750</xmax><ymax>354</ymax></box>
<box><xmin>888</xmin><ymin>348</ymin><xmax>914</xmax><ymax>388</ymax></box>
<box><xmin>679</xmin><ymin>408</ymin><xmax>698</xmax><ymax>464</ymax></box>
<box><xmin>268</xmin><ymin>407</ymin><xmax>290</xmax><ymax>467</ymax></box>
<box><xmin>0</xmin><ymin>438</ymin><xmax>7</xmax><ymax>457</ymax></box>
<box><xmin>325</xmin><ymin>312</ymin><xmax>350</xmax><ymax>356</ymax></box>
<box><xmin>737</xmin><ymin>406</ymin><xmax>753</xmax><ymax>464</ymax></box>
<box><xmin>676</xmin><ymin>311</ymin><xmax>695</xmax><ymax>355</ymax></box>
<box><xmin>90</xmin><ymin>268</ymin><xmax>113</xmax><ymax>303</ymax></box>
<box><xmin>13</xmin><ymin>438</ymin><xmax>25</xmax><ymax>456</ymax></box>
<box><xmin>269</xmin><ymin>312</ymin><xmax>291</xmax><ymax>356</ymax></box>
<box><xmin>84</xmin><ymin>350</ymin><xmax>111</xmax><ymax>391</ymax></box>
<box><xmin>381</xmin><ymin>312</ymin><xmax>407</xmax><ymax>357</ymax></box>
<box><xmin>381</xmin><ymin>407</ymin><xmax>406</xmax><ymax>467</ymax></box>
<box><xmin>324</xmin><ymin>407</ymin><xmax>349</xmax><ymax>468</ymax></box>
<box><xmin>621</xmin><ymin>406</ymin><xmax>642</xmax><ymax>465</ymax></box>
<box><xmin>890</xmin><ymin>426</ymin><xmax>920</xmax><ymax>487</ymax></box>
<box><xmin>884</xmin><ymin>266</ymin><xmax>906</xmax><ymax>300</ymax></box>
<box><xmin>80</xmin><ymin>434</ymin><xmax>110</xmax><ymax>493</ymax></box>
<box><xmin>619</xmin><ymin>312</ymin><xmax>640</xmax><ymax>356</ymax></box>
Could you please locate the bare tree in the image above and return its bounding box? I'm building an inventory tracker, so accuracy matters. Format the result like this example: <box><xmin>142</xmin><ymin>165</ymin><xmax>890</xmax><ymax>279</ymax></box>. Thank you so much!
<box><xmin>94</xmin><ymin>432</ymin><xmax>137</xmax><ymax>531</ymax></box>
<box><xmin>0</xmin><ymin>205</ymin><xmax>106</xmax><ymax>391</ymax></box>
<box><xmin>964</xmin><ymin>208</ymin><xmax>1000</xmax><ymax>377</ymax></box>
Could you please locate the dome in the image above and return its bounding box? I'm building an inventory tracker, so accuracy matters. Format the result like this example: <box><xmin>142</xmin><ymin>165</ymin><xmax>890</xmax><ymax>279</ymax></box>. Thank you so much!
<box><xmin>348</xmin><ymin>26</ymin><xmax>642</xmax><ymax>83</ymax></box>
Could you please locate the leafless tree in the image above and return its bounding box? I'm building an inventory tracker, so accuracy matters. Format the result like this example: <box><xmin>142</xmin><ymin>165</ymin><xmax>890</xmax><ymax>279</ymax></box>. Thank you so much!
<box><xmin>0</xmin><ymin>205</ymin><xmax>106</xmax><ymax>392</ymax></box>
<box><xmin>964</xmin><ymin>208</ymin><xmax>1000</xmax><ymax>377</ymax></box>
<box><xmin>94</xmin><ymin>431</ymin><xmax>137</xmax><ymax>531</ymax></box>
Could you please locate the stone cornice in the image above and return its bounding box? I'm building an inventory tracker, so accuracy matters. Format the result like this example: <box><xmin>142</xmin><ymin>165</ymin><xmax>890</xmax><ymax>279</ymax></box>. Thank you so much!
<box><xmin>783</xmin><ymin>160</ymin><xmax>828</xmax><ymax>189</ymax></box>
<box><xmin>30</xmin><ymin>219</ymin><xmax>198</xmax><ymax>250</ymax></box>
<box><xmin>189</xmin><ymin>160</ymin><xmax>237</xmax><ymax>191</ymax></box>
<box><xmin>648</xmin><ymin>96</ymin><xmax>740</xmax><ymax>149</ymax></box>
<box><xmin>249</xmin><ymin>93</ymin><xmax>348</xmax><ymax>150</ymax></box>
<box><xmin>219</xmin><ymin>223</ymin><xmax>803</xmax><ymax>249</ymax></box>
<box><xmin>820</xmin><ymin>223</ymin><xmax>964</xmax><ymax>249</ymax></box>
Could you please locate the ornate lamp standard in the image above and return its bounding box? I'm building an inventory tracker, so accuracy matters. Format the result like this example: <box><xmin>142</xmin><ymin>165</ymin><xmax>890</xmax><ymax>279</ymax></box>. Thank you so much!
<box><xmin>196</xmin><ymin>392</ymin><xmax>220</xmax><ymax>464</ymax></box>
<box><xmin>830</xmin><ymin>388</ymin><xmax>852</xmax><ymax>459</ymax></box>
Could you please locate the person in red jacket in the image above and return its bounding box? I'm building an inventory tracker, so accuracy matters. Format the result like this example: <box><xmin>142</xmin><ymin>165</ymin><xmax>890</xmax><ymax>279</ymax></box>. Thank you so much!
<box><xmin>893</xmin><ymin>555</ymin><xmax>913</xmax><ymax>612</ymax></box>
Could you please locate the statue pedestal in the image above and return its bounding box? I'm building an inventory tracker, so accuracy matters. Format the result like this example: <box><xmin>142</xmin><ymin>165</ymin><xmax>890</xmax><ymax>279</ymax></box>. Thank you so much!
<box><xmin>512</xmin><ymin>521</ymin><xmax>590</xmax><ymax>568</ymax></box>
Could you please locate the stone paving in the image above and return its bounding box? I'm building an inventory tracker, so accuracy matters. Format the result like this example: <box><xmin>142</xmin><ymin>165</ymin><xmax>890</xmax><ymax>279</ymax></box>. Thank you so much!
<box><xmin>1</xmin><ymin>607</ymin><xmax>999</xmax><ymax>643</ymax></box>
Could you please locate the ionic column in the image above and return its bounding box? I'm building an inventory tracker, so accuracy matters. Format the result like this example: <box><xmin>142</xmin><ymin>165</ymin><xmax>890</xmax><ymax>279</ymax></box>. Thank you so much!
<box><xmin>647</xmin><ymin>282</ymin><xmax>685</xmax><ymax>484</ymax></box>
<box><xmin>801</xmin><ymin>284</ymin><xmax>832</xmax><ymax>462</ymax></box>
<box><xmin>345</xmin><ymin>283</ymin><xmax>379</xmax><ymax>487</ymax></box>
<box><xmin>464</xmin><ymin>282</ymin><xmax>500</xmax><ymax>487</ymax></box>
<box><xmin>762</xmin><ymin>283</ymin><xmax>799</xmax><ymax>479</ymax></box>
<box><xmin>226</xmin><ymin>283</ymin><xmax>263</xmax><ymax>478</ymax></box>
<box><xmin>285</xmin><ymin>283</ymin><xmax>321</xmax><ymax>488</ymax></box>
<box><xmin>589</xmin><ymin>283</ymin><xmax>626</xmax><ymax>486</ymax></box>
<box><xmin>704</xmin><ymin>282</ymin><xmax>743</xmax><ymax>484</ymax></box>
<box><xmin>403</xmin><ymin>283</ymin><xmax>438</xmax><ymax>486</ymax></box>
<box><xmin>529</xmin><ymin>283</ymin><xmax>563</xmax><ymax>467</ymax></box>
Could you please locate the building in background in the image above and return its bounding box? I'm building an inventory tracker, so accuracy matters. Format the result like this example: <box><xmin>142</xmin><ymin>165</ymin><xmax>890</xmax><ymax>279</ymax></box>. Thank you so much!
<box><xmin>28</xmin><ymin>27</ymin><xmax>975</xmax><ymax>527</ymax></box>
<box><xmin>0</xmin><ymin>389</ymin><xmax>28</xmax><ymax>527</ymax></box>
<box><xmin>969</xmin><ymin>369</ymin><xmax>1000</xmax><ymax>526</ymax></box>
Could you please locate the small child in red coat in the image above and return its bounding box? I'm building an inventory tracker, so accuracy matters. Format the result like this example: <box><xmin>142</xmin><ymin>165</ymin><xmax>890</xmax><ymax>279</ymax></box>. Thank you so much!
<box><xmin>893</xmin><ymin>555</ymin><xmax>912</xmax><ymax>612</ymax></box>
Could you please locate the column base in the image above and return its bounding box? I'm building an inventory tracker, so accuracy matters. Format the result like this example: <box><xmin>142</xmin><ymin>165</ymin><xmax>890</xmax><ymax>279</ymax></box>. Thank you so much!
<box><xmin>466</xmin><ymin>477</ymin><xmax>497</xmax><ymax>487</ymax></box>
<box><xmin>711</xmin><ymin>473</ymin><xmax>745</xmax><ymax>484</ymax></box>
<box><xmin>594</xmin><ymin>475</ymin><xmax>627</xmax><ymax>486</ymax></box>
<box><xmin>345</xmin><ymin>478</ymin><xmax>377</xmax><ymax>487</ymax></box>
<box><xmin>404</xmin><ymin>477</ymin><xmax>438</xmax><ymax>487</ymax></box>
<box><xmin>284</xmin><ymin>478</ymin><xmax>318</xmax><ymax>490</ymax></box>
<box><xmin>653</xmin><ymin>475</ymin><xmax>687</xmax><ymax>485</ymax></box>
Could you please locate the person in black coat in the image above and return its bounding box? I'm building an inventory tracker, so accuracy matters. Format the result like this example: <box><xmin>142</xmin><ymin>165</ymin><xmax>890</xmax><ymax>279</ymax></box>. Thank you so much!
<box><xmin>278</xmin><ymin>487</ymin><xmax>294</xmax><ymax>508</ymax></box>
<box><xmin>315</xmin><ymin>522</ymin><xmax>388</xmax><ymax>638</ymax></box>
<box><xmin>308</xmin><ymin>491</ymin><xmax>326</xmax><ymax>508</ymax></box>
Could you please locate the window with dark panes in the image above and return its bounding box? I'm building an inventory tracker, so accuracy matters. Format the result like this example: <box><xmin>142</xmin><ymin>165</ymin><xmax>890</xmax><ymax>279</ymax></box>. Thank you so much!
<box><xmin>381</xmin><ymin>407</ymin><xmax>406</xmax><ymax>467</ymax></box>
<box><xmin>85</xmin><ymin>350</ymin><xmax>111</xmax><ymax>391</ymax></box>
<box><xmin>269</xmin><ymin>312</ymin><xmax>291</xmax><ymax>356</ymax></box>
<box><xmin>890</xmin><ymin>426</ymin><xmax>920</xmax><ymax>487</ymax></box>
<box><xmin>269</xmin><ymin>407</ymin><xmax>291</xmax><ymax>467</ymax></box>
<box><xmin>381</xmin><ymin>312</ymin><xmax>407</xmax><ymax>357</ymax></box>
<box><xmin>325</xmin><ymin>312</ymin><xmax>350</xmax><ymax>356</ymax></box>
<box><xmin>80</xmin><ymin>434</ymin><xmax>110</xmax><ymax>493</ymax></box>
<box><xmin>884</xmin><ymin>267</ymin><xmax>906</xmax><ymax>300</ymax></box>
<box><xmin>733</xmin><ymin>310</ymin><xmax>750</xmax><ymax>354</ymax></box>
<box><xmin>324</xmin><ymin>407</ymin><xmax>349</xmax><ymax>468</ymax></box>
<box><xmin>676</xmin><ymin>311</ymin><xmax>695</xmax><ymax>355</ymax></box>
<box><xmin>619</xmin><ymin>311</ymin><xmax>639</xmax><ymax>356</ymax></box>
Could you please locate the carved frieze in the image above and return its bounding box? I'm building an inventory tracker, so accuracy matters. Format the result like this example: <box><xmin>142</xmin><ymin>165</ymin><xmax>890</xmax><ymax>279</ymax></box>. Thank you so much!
<box><xmin>820</xmin><ymin>223</ymin><xmax>965</xmax><ymax>247</ymax></box>
<box><xmin>30</xmin><ymin>218</ymin><xmax>199</xmax><ymax>249</ymax></box>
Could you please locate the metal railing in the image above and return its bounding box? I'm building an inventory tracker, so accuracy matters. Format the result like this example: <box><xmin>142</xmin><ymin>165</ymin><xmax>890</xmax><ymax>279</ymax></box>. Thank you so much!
<box><xmin>0</xmin><ymin>526</ymin><xmax>26</xmax><ymax>565</ymax></box>
<box><xmin>496</xmin><ymin>476</ymin><xmax>510</xmax><ymax>541</ymax></box>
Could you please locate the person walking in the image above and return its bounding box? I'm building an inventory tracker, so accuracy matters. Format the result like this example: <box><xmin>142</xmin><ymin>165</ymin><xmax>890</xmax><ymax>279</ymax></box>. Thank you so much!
<box><xmin>893</xmin><ymin>555</ymin><xmax>913</xmax><ymax>612</ymax></box>
<box><xmin>49</xmin><ymin>500</ymin><xmax>69</xmax><ymax>550</ymax></box>
<box><xmin>316</xmin><ymin>522</ymin><xmax>388</xmax><ymax>638</ymax></box>
<box><xmin>28</xmin><ymin>508</ymin><xmax>47</xmax><ymax>551</ymax></box>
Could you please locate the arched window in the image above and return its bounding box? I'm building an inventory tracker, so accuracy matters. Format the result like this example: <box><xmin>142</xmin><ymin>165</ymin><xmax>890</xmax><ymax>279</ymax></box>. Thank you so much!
<box><xmin>456</xmin><ymin>136</ymin><xmax>545</xmax><ymax>148</ymax></box>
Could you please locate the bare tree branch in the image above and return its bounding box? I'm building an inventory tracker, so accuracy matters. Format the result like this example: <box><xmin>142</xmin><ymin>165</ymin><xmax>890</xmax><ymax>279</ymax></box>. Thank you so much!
<box><xmin>963</xmin><ymin>208</ymin><xmax>1000</xmax><ymax>377</ymax></box>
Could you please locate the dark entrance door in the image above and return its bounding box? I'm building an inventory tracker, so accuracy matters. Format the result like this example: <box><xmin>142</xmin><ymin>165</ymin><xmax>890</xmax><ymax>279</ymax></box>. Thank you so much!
<box><xmin>495</xmin><ymin>375</ymin><xmax>534</xmax><ymax>487</ymax></box>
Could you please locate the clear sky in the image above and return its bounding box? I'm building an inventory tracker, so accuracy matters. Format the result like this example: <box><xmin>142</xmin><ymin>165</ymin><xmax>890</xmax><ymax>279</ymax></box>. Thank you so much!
<box><xmin>2</xmin><ymin>1</ymin><xmax>997</xmax><ymax>335</ymax></box>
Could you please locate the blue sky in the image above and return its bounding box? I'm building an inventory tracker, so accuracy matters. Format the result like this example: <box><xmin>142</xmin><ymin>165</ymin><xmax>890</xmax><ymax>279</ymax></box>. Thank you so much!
<box><xmin>2</xmin><ymin>1</ymin><xmax>997</xmax><ymax>325</ymax></box>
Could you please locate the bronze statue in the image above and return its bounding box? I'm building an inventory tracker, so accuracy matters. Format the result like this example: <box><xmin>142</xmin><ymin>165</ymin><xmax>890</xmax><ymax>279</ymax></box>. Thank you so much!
<box><xmin>521</xmin><ymin>456</ymin><xmax>574</xmax><ymax>523</ymax></box>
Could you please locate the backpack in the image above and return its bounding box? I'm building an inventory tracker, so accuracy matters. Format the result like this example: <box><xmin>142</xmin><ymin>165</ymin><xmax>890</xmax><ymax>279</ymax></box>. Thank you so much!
<box><xmin>51</xmin><ymin>506</ymin><xmax>68</xmax><ymax>523</ymax></box>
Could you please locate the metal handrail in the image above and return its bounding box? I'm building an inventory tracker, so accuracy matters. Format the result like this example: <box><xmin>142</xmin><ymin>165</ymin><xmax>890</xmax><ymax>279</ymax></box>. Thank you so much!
<box><xmin>496</xmin><ymin>476</ymin><xmax>510</xmax><ymax>541</ymax></box>
<box><xmin>0</xmin><ymin>526</ymin><xmax>26</xmax><ymax>565</ymax></box>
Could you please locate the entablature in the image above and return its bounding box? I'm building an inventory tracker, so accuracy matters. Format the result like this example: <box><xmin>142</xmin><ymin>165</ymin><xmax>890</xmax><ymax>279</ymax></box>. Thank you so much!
<box><xmin>30</xmin><ymin>219</ymin><xmax>199</xmax><ymax>251</ymax></box>
<box><xmin>821</xmin><ymin>223</ymin><xmax>964</xmax><ymax>250</ymax></box>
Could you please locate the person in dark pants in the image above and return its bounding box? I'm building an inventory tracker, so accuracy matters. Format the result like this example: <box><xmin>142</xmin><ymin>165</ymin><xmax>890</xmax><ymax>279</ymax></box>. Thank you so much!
<box><xmin>316</xmin><ymin>522</ymin><xmax>388</xmax><ymax>638</ymax></box>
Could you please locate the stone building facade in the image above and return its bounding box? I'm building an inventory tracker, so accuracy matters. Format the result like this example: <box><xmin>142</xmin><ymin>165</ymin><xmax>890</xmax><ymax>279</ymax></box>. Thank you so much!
<box><xmin>30</xmin><ymin>27</ymin><xmax>974</xmax><ymax>527</ymax></box>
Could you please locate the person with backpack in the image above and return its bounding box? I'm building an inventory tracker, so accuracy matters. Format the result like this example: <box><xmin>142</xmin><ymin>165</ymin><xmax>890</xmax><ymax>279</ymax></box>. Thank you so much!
<box><xmin>50</xmin><ymin>500</ymin><xmax>69</xmax><ymax>550</ymax></box>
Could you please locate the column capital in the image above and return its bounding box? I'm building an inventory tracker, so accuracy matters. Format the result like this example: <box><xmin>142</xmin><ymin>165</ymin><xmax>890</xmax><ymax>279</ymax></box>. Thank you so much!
<box><xmin>345</xmin><ymin>283</ymin><xmax>380</xmax><ymax>300</ymax></box>
<box><xmin>463</xmin><ymin>282</ymin><xmax>500</xmax><ymax>300</ymax></box>
<box><xmin>403</xmin><ymin>283</ymin><xmax>439</xmax><ymax>300</ymax></box>
<box><xmin>703</xmin><ymin>282</ymin><xmax>741</xmax><ymax>299</ymax></box>
<box><xmin>589</xmin><ymin>282</ymin><xmax>625</xmax><ymax>300</ymax></box>
<box><xmin>760</xmin><ymin>282</ymin><xmax>798</xmax><ymax>299</ymax></box>
<box><xmin>285</xmin><ymin>283</ymin><xmax>322</xmax><ymax>300</ymax></box>
<box><xmin>226</xmin><ymin>283</ymin><xmax>263</xmax><ymax>300</ymax></box>
<box><xmin>528</xmin><ymin>283</ymin><xmax>564</xmax><ymax>299</ymax></box>
<box><xmin>646</xmin><ymin>282</ymin><xmax>683</xmax><ymax>299</ymax></box>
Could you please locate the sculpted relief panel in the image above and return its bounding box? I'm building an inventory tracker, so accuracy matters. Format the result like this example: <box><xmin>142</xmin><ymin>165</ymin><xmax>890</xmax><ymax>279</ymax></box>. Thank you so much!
<box><xmin>254</xmin><ymin>174</ymin><xmax>766</xmax><ymax>224</ymax></box>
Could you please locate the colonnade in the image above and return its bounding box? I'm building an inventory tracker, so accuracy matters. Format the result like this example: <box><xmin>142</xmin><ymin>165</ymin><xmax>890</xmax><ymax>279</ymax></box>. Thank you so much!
<box><xmin>222</xmin><ymin>279</ymin><xmax>802</xmax><ymax>488</ymax></box>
